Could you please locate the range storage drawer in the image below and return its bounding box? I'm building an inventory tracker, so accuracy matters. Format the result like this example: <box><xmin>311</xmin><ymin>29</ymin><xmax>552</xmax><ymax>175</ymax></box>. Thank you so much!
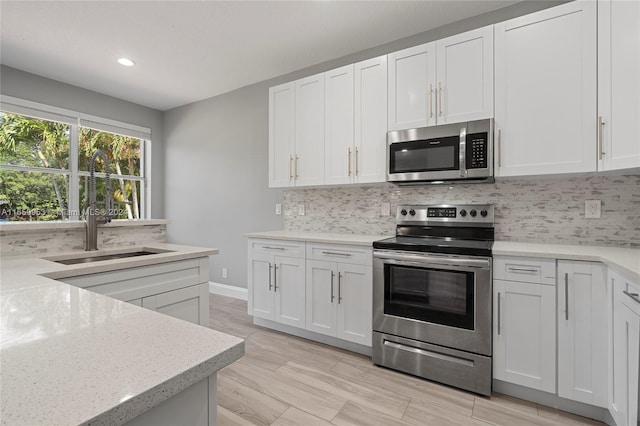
<box><xmin>493</xmin><ymin>255</ymin><xmax>556</xmax><ymax>285</ymax></box>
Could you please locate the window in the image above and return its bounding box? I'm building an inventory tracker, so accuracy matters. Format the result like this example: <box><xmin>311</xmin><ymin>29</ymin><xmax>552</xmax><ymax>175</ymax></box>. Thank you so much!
<box><xmin>0</xmin><ymin>97</ymin><xmax>150</xmax><ymax>221</ymax></box>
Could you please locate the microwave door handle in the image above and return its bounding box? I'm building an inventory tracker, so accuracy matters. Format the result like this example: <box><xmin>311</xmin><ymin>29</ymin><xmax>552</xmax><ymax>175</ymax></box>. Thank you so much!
<box><xmin>459</xmin><ymin>126</ymin><xmax>467</xmax><ymax>178</ymax></box>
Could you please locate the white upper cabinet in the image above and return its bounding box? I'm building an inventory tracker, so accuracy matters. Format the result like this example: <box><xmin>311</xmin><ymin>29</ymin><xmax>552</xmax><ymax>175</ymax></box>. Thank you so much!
<box><xmin>324</xmin><ymin>65</ymin><xmax>355</xmax><ymax>185</ymax></box>
<box><xmin>388</xmin><ymin>25</ymin><xmax>493</xmax><ymax>131</ymax></box>
<box><xmin>354</xmin><ymin>56</ymin><xmax>388</xmax><ymax>184</ymax></box>
<box><xmin>268</xmin><ymin>82</ymin><xmax>295</xmax><ymax>188</ymax></box>
<box><xmin>494</xmin><ymin>1</ymin><xmax>597</xmax><ymax>177</ymax></box>
<box><xmin>436</xmin><ymin>26</ymin><xmax>494</xmax><ymax>125</ymax></box>
<box><xmin>295</xmin><ymin>73</ymin><xmax>325</xmax><ymax>186</ymax></box>
<box><xmin>388</xmin><ymin>42</ymin><xmax>437</xmax><ymax>130</ymax></box>
<box><xmin>598</xmin><ymin>0</ymin><xmax>640</xmax><ymax>171</ymax></box>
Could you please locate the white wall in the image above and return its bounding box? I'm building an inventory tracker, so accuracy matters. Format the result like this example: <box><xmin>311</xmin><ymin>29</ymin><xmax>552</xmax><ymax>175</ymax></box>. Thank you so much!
<box><xmin>0</xmin><ymin>65</ymin><xmax>166</xmax><ymax>217</ymax></box>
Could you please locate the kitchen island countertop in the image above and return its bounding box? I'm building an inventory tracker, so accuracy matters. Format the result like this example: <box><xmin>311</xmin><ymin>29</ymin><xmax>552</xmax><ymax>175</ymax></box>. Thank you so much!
<box><xmin>0</xmin><ymin>243</ymin><xmax>244</xmax><ymax>426</ymax></box>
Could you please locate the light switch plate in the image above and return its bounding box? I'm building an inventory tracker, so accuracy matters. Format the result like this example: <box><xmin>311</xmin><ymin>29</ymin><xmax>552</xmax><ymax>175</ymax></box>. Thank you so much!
<box><xmin>380</xmin><ymin>202</ymin><xmax>391</xmax><ymax>216</ymax></box>
<box><xmin>585</xmin><ymin>200</ymin><xmax>601</xmax><ymax>218</ymax></box>
<box><xmin>222</xmin><ymin>267</ymin><xmax>228</xmax><ymax>279</ymax></box>
<box><xmin>275</xmin><ymin>203</ymin><xmax>282</xmax><ymax>215</ymax></box>
<box><xmin>298</xmin><ymin>204</ymin><xmax>305</xmax><ymax>216</ymax></box>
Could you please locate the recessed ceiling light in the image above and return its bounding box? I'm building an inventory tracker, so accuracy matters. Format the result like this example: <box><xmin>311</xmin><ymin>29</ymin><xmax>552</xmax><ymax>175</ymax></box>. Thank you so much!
<box><xmin>117</xmin><ymin>58</ymin><xmax>135</xmax><ymax>67</ymax></box>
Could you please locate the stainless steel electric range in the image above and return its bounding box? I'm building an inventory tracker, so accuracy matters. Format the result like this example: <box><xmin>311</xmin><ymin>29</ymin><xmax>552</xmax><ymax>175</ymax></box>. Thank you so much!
<box><xmin>372</xmin><ymin>204</ymin><xmax>494</xmax><ymax>396</ymax></box>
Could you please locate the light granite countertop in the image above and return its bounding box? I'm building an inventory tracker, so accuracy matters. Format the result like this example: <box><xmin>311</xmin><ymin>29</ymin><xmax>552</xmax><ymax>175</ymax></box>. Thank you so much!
<box><xmin>246</xmin><ymin>230</ymin><xmax>640</xmax><ymax>281</ymax></box>
<box><xmin>245</xmin><ymin>230</ymin><xmax>387</xmax><ymax>246</ymax></box>
<box><xmin>0</xmin><ymin>243</ymin><xmax>244</xmax><ymax>426</ymax></box>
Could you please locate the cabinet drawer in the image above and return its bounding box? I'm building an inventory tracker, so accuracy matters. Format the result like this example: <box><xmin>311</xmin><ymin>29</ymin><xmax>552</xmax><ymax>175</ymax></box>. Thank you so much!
<box><xmin>619</xmin><ymin>275</ymin><xmax>640</xmax><ymax>317</ymax></box>
<box><xmin>306</xmin><ymin>243</ymin><xmax>372</xmax><ymax>265</ymax></box>
<box><xmin>249</xmin><ymin>239</ymin><xmax>305</xmax><ymax>258</ymax></box>
<box><xmin>493</xmin><ymin>256</ymin><xmax>556</xmax><ymax>285</ymax></box>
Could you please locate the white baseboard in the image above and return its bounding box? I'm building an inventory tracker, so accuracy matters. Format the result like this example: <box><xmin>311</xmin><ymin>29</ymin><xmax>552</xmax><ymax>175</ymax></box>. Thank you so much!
<box><xmin>208</xmin><ymin>282</ymin><xmax>248</xmax><ymax>301</ymax></box>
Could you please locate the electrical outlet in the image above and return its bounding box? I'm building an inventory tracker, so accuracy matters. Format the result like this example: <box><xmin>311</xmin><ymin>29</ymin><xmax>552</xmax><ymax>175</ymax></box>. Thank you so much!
<box><xmin>298</xmin><ymin>204</ymin><xmax>305</xmax><ymax>216</ymax></box>
<box><xmin>380</xmin><ymin>202</ymin><xmax>391</xmax><ymax>216</ymax></box>
<box><xmin>222</xmin><ymin>267</ymin><xmax>228</xmax><ymax>279</ymax></box>
<box><xmin>275</xmin><ymin>203</ymin><xmax>282</xmax><ymax>215</ymax></box>
<box><xmin>585</xmin><ymin>200</ymin><xmax>601</xmax><ymax>219</ymax></box>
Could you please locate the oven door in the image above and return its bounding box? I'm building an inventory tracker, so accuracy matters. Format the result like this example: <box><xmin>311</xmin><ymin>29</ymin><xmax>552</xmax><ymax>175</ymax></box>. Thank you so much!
<box><xmin>373</xmin><ymin>250</ymin><xmax>492</xmax><ymax>356</ymax></box>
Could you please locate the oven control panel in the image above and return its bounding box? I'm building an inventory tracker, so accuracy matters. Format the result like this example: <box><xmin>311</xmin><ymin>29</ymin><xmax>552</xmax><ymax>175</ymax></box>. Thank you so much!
<box><xmin>397</xmin><ymin>204</ymin><xmax>494</xmax><ymax>225</ymax></box>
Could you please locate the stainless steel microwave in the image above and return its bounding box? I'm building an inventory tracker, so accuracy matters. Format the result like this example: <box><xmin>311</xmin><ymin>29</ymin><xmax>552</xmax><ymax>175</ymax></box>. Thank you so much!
<box><xmin>387</xmin><ymin>119</ymin><xmax>494</xmax><ymax>184</ymax></box>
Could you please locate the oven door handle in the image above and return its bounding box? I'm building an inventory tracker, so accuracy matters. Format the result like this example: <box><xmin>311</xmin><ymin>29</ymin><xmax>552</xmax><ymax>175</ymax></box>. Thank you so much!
<box><xmin>374</xmin><ymin>251</ymin><xmax>491</xmax><ymax>269</ymax></box>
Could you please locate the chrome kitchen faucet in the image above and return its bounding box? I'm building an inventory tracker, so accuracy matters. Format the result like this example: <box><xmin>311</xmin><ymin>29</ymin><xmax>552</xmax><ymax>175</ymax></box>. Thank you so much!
<box><xmin>85</xmin><ymin>149</ymin><xmax>112</xmax><ymax>251</ymax></box>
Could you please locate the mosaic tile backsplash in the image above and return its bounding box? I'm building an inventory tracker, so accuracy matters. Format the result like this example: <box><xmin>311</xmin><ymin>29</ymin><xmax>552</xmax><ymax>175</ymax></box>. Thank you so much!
<box><xmin>284</xmin><ymin>174</ymin><xmax>640</xmax><ymax>248</ymax></box>
<box><xmin>0</xmin><ymin>224</ymin><xmax>167</xmax><ymax>256</ymax></box>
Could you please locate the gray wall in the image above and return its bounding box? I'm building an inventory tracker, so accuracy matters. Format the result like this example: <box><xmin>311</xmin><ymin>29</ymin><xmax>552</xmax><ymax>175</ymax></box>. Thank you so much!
<box><xmin>163</xmin><ymin>0</ymin><xmax>563</xmax><ymax>288</ymax></box>
<box><xmin>0</xmin><ymin>65</ymin><xmax>165</xmax><ymax>217</ymax></box>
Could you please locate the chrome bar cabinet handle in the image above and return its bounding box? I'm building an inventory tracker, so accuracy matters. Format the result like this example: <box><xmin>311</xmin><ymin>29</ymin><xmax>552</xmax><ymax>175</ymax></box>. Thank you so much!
<box><xmin>268</xmin><ymin>262</ymin><xmax>273</xmax><ymax>291</ymax></box>
<box><xmin>355</xmin><ymin>147</ymin><xmax>359</xmax><ymax>176</ymax></box>
<box><xmin>623</xmin><ymin>291</ymin><xmax>640</xmax><ymax>305</ymax></box>
<box><xmin>497</xmin><ymin>129</ymin><xmax>502</xmax><ymax>168</ymax></box>
<box><xmin>273</xmin><ymin>264</ymin><xmax>278</xmax><ymax>292</ymax></box>
<box><xmin>429</xmin><ymin>84</ymin><xmax>434</xmax><ymax>118</ymax></box>
<box><xmin>497</xmin><ymin>292</ymin><xmax>501</xmax><ymax>335</ymax></box>
<box><xmin>565</xmin><ymin>273</ymin><xmax>569</xmax><ymax>321</ymax></box>
<box><xmin>295</xmin><ymin>155</ymin><xmax>299</xmax><ymax>178</ymax></box>
<box><xmin>330</xmin><ymin>271</ymin><xmax>335</xmax><ymax>303</ymax></box>
<box><xmin>438</xmin><ymin>82</ymin><xmax>443</xmax><ymax>117</ymax></box>
<box><xmin>322</xmin><ymin>251</ymin><xmax>352</xmax><ymax>257</ymax></box>
<box><xmin>289</xmin><ymin>155</ymin><xmax>293</xmax><ymax>180</ymax></box>
<box><xmin>348</xmin><ymin>147</ymin><xmax>352</xmax><ymax>176</ymax></box>
<box><xmin>338</xmin><ymin>272</ymin><xmax>342</xmax><ymax>304</ymax></box>
<box><xmin>598</xmin><ymin>116</ymin><xmax>606</xmax><ymax>160</ymax></box>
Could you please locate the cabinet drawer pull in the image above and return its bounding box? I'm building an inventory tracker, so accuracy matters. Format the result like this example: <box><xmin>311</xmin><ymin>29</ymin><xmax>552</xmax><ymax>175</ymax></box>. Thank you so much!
<box><xmin>565</xmin><ymin>272</ymin><xmax>569</xmax><ymax>321</ymax></box>
<box><xmin>330</xmin><ymin>271</ymin><xmax>335</xmax><ymax>303</ymax></box>
<box><xmin>321</xmin><ymin>251</ymin><xmax>352</xmax><ymax>257</ymax></box>
<box><xmin>497</xmin><ymin>292</ymin><xmax>501</xmax><ymax>335</ymax></box>
<box><xmin>507</xmin><ymin>267</ymin><xmax>538</xmax><ymax>274</ymax></box>
<box><xmin>268</xmin><ymin>262</ymin><xmax>273</xmax><ymax>291</ymax></box>
<box><xmin>263</xmin><ymin>246</ymin><xmax>286</xmax><ymax>250</ymax></box>
<box><xmin>624</xmin><ymin>291</ymin><xmax>640</xmax><ymax>305</ymax></box>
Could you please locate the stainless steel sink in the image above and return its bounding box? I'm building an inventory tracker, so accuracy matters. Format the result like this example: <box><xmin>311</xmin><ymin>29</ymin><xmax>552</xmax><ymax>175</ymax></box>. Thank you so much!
<box><xmin>51</xmin><ymin>249</ymin><xmax>171</xmax><ymax>265</ymax></box>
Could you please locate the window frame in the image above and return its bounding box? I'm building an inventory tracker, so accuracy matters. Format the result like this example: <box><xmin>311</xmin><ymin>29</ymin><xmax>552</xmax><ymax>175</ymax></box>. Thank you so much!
<box><xmin>0</xmin><ymin>95</ymin><xmax>151</xmax><ymax>221</ymax></box>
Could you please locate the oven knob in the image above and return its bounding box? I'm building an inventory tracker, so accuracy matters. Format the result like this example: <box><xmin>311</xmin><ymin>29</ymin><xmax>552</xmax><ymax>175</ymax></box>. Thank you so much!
<box><xmin>459</xmin><ymin>209</ymin><xmax>467</xmax><ymax>217</ymax></box>
<box><xmin>481</xmin><ymin>209</ymin><xmax>488</xmax><ymax>217</ymax></box>
<box><xmin>409</xmin><ymin>209</ymin><xmax>416</xmax><ymax>216</ymax></box>
<box><xmin>400</xmin><ymin>209</ymin><xmax>407</xmax><ymax>216</ymax></box>
<box><xmin>470</xmin><ymin>209</ymin><xmax>477</xmax><ymax>217</ymax></box>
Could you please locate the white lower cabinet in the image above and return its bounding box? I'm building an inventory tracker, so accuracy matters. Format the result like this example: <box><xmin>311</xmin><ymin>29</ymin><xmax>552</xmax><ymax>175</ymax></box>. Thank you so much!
<box><xmin>248</xmin><ymin>240</ymin><xmax>306</xmax><ymax>328</ymax></box>
<box><xmin>557</xmin><ymin>261</ymin><xmax>607</xmax><ymax>407</ymax></box>
<box><xmin>609</xmin><ymin>269</ymin><xmax>640</xmax><ymax>426</ymax></box>
<box><xmin>305</xmin><ymin>256</ymin><xmax>372</xmax><ymax>346</ymax></box>
<box><xmin>493</xmin><ymin>277</ymin><xmax>556</xmax><ymax>393</ymax></box>
<box><xmin>58</xmin><ymin>257</ymin><xmax>210</xmax><ymax>326</ymax></box>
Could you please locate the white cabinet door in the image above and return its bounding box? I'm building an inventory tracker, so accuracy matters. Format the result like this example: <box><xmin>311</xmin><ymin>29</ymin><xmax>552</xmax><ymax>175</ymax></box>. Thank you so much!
<box><xmin>337</xmin><ymin>263</ymin><xmax>372</xmax><ymax>346</ymax></box>
<box><xmin>249</xmin><ymin>252</ymin><xmax>275</xmax><ymax>321</ymax></box>
<box><xmin>305</xmin><ymin>260</ymin><xmax>338</xmax><ymax>337</ymax></box>
<box><xmin>493</xmin><ymin>279</ymin><xmax>556</xmax><ymax>393</ymax></box>
<box><xmin>494</xmin><ymin>1</ymin><xmax>597</xmax><ymax>177</ymax></box>
<box><xmin>324</xmin><ymin>65</ymin><xmax>355</xmax><ymax>185</ymax></box>
<box><xmin>610</xmin><ymin>271</ymin><xmax>640</xmax><ymax>426</ymax></box>
<box><xmin>354</xmin><ymin>55</ymin><xmax>387</xmax><ymax>184</ymax></box>
<box><xmin>388</xmin><ymin>42</ymin><xmax>437</xmax><ymax>130</ymax></box>
<box><xmin>274</xmin><ymin>255</ymin><xmax>306</xmax><ymax>328</ymax></box>
<box><xmin>142</xmin><ymin>284</ymin><xmax>208</xmax><ymax>326</ymax></box>
<box><xmin>295</xmin><ymin>73</ymin><xmax>325</xmax><ymax>186</ymax></box>
<box><xmin>557</xmin><ymin>261</ymin><xmax>607</xmax><ymax>407</ymax></box>
<box><xmin>598</xmin><ymin>0</ymin><xmax>640</xmax><ymax>171</ymax></box>
<box><xmin>436</xmin><ymin>25</ymin><xmax>493</xmax><ymax>124</ymax></box>
<box><xmin>269</xmin><ymin>82</ymin><xmax>295</xmax><ymax>188</ymax></box>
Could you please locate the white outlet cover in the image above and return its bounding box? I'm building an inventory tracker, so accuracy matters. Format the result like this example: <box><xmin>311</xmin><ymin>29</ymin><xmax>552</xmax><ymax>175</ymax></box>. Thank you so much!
<box><xmin>585</xmin><ymin>200</ymin><xmax>601</xmax><ymax>219</ymax></box>
<box><xmin>380</xmin><ymin>202</ymin><xmax>391</xmax><ymax>216</ymax></box>
<box><xmin>275</xmin><ymin>203</ymin><xmax>282</xmax><ymax>215</ymax></box>
<box><xmin>298</xmin><ymin>204</ymin><xmax>305</xmax><ymax>216</ymax></box>
<box><xmin>222</xmin><ymin>267</ymin><xmax>228</xmax><ymax>278</ymax></box>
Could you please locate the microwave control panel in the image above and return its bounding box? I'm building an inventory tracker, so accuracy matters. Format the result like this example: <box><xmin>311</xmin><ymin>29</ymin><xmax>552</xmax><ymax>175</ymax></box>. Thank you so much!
<box><xmin>466</xmin><ymin>132</ymin><xmax>488</xmax><ymax>169</ymax></box>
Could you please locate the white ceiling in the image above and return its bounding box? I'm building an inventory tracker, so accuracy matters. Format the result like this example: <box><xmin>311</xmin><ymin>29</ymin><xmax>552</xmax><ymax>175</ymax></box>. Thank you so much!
<box><xmin>1</xmin><ymin>1</ymin><xmax>518</xmax><ymax>111</ymax></box>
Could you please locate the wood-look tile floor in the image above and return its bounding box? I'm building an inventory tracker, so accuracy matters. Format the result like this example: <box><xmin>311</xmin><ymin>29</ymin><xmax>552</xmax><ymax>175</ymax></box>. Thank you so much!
<box><xmin>209</xmin><ymin>294</ymin><xmax>603</xmax><ymax>426</ymax></box>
